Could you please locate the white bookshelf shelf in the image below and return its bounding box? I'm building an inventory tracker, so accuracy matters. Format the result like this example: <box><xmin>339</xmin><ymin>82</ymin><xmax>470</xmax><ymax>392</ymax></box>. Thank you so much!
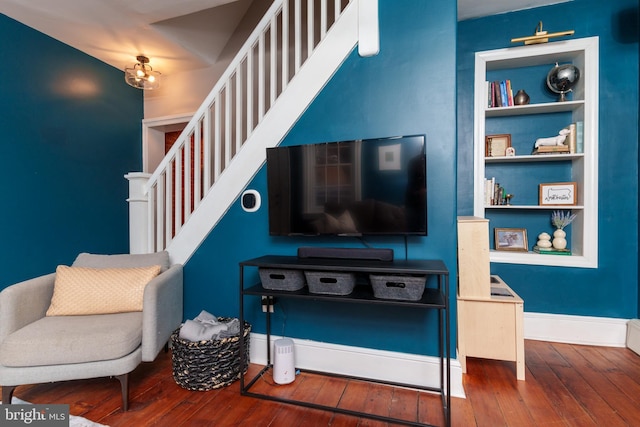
<box><xmin>485</xmin><ymin>153</ymin><xmax>584</xmax><ymax>163</ymax></box>
<box><xmin>485</xmin><ymin>100</ymin><xmax>585</xmax><ymax>117</ymax></box>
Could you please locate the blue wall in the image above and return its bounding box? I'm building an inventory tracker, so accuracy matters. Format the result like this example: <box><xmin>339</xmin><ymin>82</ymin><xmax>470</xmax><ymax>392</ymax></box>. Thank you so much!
<box><xmin>184</xmin><ymin>0</ymin><xmax>458</xmax><ymax>356</ymax></box>
<box><xmin>457</xmin><ymin>1</ymin><xmax>639</xmax><ymax>317</ymax></box>
<box><xmin>2</xmin><ymin>0</ymin><xmax>635</xmax><ymax>360</ymax></box>
<box><xmin>0</xmin><ymin>14</ymin><xmax>143</xmax><ymax>288</ymax></box>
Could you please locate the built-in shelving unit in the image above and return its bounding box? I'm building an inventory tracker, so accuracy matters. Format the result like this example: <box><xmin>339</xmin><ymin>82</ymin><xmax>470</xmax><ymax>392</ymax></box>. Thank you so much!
<box><xmin>473</xmin><ymin>37</ymin><xmax>599</xmax><ymax>268</ymax></box>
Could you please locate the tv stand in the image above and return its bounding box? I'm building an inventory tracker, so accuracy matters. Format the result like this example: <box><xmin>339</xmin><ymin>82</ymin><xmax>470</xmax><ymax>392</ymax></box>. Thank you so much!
<box><xmin>239</xmin><ymin>255</ymin><xmax>450</xmax><ymax>427</ymax></box>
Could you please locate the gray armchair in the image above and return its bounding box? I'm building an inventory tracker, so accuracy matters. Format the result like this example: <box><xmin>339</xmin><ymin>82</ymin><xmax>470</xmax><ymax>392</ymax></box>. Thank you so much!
<box><xmin>0</xmin><ymin>251</ymin><xmax>183</xmax><ymax>411</ymax></box>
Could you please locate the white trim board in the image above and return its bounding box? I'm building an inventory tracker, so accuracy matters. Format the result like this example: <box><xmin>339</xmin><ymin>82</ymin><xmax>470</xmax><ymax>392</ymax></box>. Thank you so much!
<box><xmin>247</xmin><ymin>313</ymin><xmax>628</xmax><ymax>401</ymax></box>
<box><xmin>524</xmin><ymin>312</ymin><xmax>629</xmax><ymax>347</ymax></box>
<box><xmin>248</xmin><ymin>333</ymin><xmax>466</xmax><ymax>399</ymax></box>
<box><xmin>141</xmin><ymin>112</ymin><xmax>193</xmax><ymax>173</ymax></box>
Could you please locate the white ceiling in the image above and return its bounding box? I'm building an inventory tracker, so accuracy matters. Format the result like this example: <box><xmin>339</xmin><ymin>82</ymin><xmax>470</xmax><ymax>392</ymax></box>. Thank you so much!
<box><xmin>0</xmin><ymin>0</ymin><xmax>570</xmax><ymax>78</ymax></box>
<box><xmin>0</xmin><ymin>0</ymin><xmax>255</xmax><ymax>76</ymax></box>
<box><xmin>457</xmin><ymin>0</ymin><xmax>571</xmax><ymax>21</ymax></box>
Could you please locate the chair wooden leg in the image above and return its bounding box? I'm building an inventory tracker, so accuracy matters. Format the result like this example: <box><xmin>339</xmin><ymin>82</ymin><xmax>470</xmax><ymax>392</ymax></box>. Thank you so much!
<box><xmin>2</xmin><ymin>386</ymin><xmax>17</xmax><ymax>404</ymax></box>
<box><xmin>115</xmin><ymin>374</ymin><xmax>129</xmax><ymax>411</ymax></box>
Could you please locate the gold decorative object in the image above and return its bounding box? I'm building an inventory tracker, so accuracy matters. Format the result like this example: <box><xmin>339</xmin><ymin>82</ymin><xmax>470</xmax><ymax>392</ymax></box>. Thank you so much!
<box><xmin>511</xmin><ymin>21</ymin><xmax>574</xmax><ymax>45</ymax></box>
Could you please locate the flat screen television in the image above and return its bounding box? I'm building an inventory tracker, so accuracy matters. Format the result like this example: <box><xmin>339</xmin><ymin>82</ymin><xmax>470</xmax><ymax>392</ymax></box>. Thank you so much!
<box><xmin>266</xmin><ymin>134</ymin><xmax>427</xmax><ymax>236</ymax></box>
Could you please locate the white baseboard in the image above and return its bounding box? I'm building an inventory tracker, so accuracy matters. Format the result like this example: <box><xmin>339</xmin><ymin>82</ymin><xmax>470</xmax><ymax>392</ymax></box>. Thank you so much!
<box><xmin>245</xmin><ymin>314</ymin><xmax>627</xmax><ymax>401</ymax></box>
<box><xmin>626</xmin><ymin>319</ymin><xmax>640</xmax><ymax>356</ymax></box>
<box><xmin>524</xmin><ymin>312</ymin><xmax>629</xmax><ymax>347</ymax></box>
<box><xmin>248</xmin><ymin>333</ymin><xmax>466</xmax><ymax>398</ymax></box>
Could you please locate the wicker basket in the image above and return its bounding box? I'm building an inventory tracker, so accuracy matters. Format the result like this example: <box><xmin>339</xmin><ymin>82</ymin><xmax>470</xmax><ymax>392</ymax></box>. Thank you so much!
<box><xmin>170</xmin><ymin>318</ymin><xmax>251</xmax><ymax>391</ymax></box>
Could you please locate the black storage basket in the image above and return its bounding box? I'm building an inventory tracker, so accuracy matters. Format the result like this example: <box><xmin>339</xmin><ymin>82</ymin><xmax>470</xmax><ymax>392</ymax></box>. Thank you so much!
<box><xmin>170</xmin><ymin>317</ymin><xmax>251</xmax><ymax>391</ymax></box>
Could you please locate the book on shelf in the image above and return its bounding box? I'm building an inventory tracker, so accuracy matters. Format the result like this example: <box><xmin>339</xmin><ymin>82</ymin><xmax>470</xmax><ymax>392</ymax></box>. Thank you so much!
<box><xmin>487</xmin><ymin>80</ymin><xmax>514</xmax><ymax>108</ymax></box>
<box><xmin>533</xmin><ymin>246</ymin><xmax>572</xmax><ymax>255</ymax></box>
<box><xmin>500</xmin><ymin>81</ymin><xmax>508</xmax><ymax>107</ymax></box>
<box><xmin>484</xmin><ymin>177</ymin><xmax>495</xmax><ymax>205</ymax></box>
<box><xmin>484</xmin><ymin>177</ymin><xmax>510</xmax><ymax>206</ymax></box>
<box><xmin>532</xmin><ymin>145</ymin><xmax>570</xmax><ymax>155</ymax></box>
<box><xmin>495</xmin><ymin>81</ymin><xmax>502</xmax><ymax>106</ymax></box>
<box><xmin>576</xmin><ymin>121</ymin><xmax>584</xmax><ymax>153</ymax></box>
<box><xmin>565</xmin><ymin>123</ymin><xmax>577</xmax><ymax>153</ymax></box>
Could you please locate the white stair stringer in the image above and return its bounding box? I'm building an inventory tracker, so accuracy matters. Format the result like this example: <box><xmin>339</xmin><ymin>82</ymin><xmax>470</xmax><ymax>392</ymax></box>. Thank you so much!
<box><xmin>167</xmin><ymin>4</ymin><xmax>359</xmax><ymax>265</ymax></box>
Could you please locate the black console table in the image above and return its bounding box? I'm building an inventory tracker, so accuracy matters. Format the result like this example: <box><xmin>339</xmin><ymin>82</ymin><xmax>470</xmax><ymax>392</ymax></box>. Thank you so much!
<box><xmin>238</xmin><ymin>255</ymin><xmax>450</xmax><ymax>427</ymax></box>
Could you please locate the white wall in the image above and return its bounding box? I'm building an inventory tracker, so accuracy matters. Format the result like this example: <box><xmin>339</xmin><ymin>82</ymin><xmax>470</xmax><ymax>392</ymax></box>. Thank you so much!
<box><xmin>143</xmin><ymin>63</ymin><xmax>227</xmax><ymax>118</ymax></box>
<box><xmin>143</xmin><ymin>0</ymin><xmax>272</xmax><ymax>119</ymax></box>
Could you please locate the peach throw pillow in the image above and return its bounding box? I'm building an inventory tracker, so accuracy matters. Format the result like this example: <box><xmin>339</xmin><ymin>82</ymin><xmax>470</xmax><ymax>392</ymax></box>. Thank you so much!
<box><xmin>46</xmin><ymin>265</ymin><xmax>161</xmax><ymax>316</ymax></box>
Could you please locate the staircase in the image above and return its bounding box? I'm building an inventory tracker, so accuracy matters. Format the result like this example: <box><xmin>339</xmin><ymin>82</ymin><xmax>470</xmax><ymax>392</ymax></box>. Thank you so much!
<box><xmin>127</xmin><ymin>0</ymin><xmax>379</xmax><ymax>265</ymax></box>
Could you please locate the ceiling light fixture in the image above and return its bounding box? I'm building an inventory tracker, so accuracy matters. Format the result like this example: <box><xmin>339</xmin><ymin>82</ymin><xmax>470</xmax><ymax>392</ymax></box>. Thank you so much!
<box><xmin>124</xmin><ymin>55</ymin><xmax>161</xmax><ymax>90</ymax></box>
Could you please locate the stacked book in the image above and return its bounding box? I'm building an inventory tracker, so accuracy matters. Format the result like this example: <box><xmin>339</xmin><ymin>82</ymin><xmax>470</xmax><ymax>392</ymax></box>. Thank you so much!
<box><xmin>487</xmin><ymin>80</ymin><xmax>514</xmax><ymax>108</ymax></box>
<box><xmin>533</xmin><ymin>246</ymin><xmax>572</xmax><ymax>255</ymax></box>
<box><xmin>483</xmin><ymin>177</ymin><xmax>507</xmax><ymax>206</ymax></box>
<box><xmin>532</xmin><ymin>145</ymin><xmax>570</xmax><ymax>155</ymax></box>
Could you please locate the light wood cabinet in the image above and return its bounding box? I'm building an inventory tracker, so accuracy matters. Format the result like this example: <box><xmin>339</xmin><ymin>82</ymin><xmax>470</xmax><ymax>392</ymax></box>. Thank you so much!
<box><xmin>457</xmin><ymin>216</ymin><xmax>525</xmax><ymax>380</ymax></box>
<box><xmin>457</xmin><ymin>216</ymin><xmax>490</xmax><ymax>298</ymax></box>
<box><xmin>457</xmin><ymin>275</ymin><xmax>525</xmax><ymax>380</ymax></box>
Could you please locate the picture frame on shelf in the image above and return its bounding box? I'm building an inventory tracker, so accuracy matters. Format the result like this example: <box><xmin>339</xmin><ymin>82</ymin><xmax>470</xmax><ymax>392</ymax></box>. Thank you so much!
<box><xmin>495</xmin><ymin>228</ymin><xmax>528</xmax><ymax>252</ymax></box>
<box><xmin>539</xmin><ymin>182</ymin><xmax>577</xmax><ymax>206</ymax></box>
<box><xmin>485</xmin><ymin>134</ymin><xmax>512</xmax><ymax>157</ymax></box>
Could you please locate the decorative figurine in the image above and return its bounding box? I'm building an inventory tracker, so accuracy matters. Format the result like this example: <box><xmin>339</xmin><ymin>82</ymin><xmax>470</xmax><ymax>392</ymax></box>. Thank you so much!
<box><xmin>536</xmin><ymin>232</ymin><xmax>552</xmax><ymax>248</ymax></box>
<box><xmin>535</xmin><ymin>128</ymin><xmax>570</xmax><ymax>148</ymax></box>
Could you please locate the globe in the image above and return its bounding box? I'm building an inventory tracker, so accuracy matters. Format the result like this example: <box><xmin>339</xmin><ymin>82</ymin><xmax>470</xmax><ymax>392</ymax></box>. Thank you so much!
<box><xmin>546</xmin><ymin>63</ymin><xmax>580</xmax><ymax>102</ymax></box>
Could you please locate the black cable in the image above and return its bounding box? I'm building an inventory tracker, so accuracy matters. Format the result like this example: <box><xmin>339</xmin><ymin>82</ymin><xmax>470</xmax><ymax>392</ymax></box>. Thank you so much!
<box><xmin>358</xmin><ymin>236</ymin><xmax>373</xmax><ymax>248</ymax></box>
<box><xmin>404</xmin><ymin>235</ymin><xmax>408</xmax><ymax>260</ymax></box>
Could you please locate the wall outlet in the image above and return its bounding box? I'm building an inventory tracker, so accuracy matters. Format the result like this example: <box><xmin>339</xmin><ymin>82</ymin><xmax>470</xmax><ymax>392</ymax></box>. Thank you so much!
<box><xmin>261</xmin><ymin>296</ymin><xmax>275</xmax><ymax>313</ymax></box>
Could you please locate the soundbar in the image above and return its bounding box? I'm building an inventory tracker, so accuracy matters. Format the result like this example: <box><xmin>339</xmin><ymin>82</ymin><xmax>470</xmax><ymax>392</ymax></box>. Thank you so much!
<box><xmin>297</xmin><ymin>247</ymin><xmax>394</xmax><ymax>262</ymax></box>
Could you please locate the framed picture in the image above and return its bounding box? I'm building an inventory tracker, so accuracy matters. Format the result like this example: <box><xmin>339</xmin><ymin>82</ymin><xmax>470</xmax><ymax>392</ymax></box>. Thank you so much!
<box><xmin>485</xmin><ymin>134</ymin><xmax>511</xmax><ymax>157</ymax></box>
<box><xmin>494</xmin><ymin>228</ymin><xmax>528</xmax><ymax>251</ymax></box>
<box><xmin>539</xmin><ymin>182</ymin><xmax>577</xmax><ymax>206</ymax></box>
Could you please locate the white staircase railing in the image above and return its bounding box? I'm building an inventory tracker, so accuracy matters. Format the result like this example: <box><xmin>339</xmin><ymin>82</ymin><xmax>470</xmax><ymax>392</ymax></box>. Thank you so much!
<box><xmin>127</xmin><ymin>0</ymin><xmax>378</xmax><ymax>264</ymax></box>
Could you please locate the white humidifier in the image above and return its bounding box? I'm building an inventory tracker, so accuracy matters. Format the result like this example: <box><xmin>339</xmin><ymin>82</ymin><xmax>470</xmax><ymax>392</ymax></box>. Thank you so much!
<box><xmin>273</xmin><ymin>338</ymin><xmax>295</xmax><ymax>384</ymax></box>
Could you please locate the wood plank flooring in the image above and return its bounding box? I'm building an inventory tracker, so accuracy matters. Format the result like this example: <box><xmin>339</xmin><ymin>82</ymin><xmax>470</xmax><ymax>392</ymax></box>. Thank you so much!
<box><xmin>11</xmin><ymin>340</ymin><xmax>640</xmax><ymax>426</ymax></box>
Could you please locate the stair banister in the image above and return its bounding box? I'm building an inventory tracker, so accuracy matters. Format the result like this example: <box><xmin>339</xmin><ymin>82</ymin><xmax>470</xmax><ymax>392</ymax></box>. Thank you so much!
<box><xmin>127</xmin><ymin>0</ymin><xmax>378</xmax><ymax>261</ymax></box>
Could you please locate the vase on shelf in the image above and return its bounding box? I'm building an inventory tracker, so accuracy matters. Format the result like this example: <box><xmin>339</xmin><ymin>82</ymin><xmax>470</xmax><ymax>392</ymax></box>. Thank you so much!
<box><xmin>552</xmin><ymin>229</ymin><xmax>567</xmax><ymax>249</ymax></box>
<box><xmin>513</xmin><ymin>89</ymin><xmax>530</xmax><ymax>105</ymax></box>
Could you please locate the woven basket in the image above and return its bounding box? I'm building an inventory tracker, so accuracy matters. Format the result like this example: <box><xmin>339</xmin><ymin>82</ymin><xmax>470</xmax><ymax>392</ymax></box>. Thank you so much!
<box><xmin>170</xmin><ymin>318</ymin><xmax>251</xmax><ymax>391</ymax></box>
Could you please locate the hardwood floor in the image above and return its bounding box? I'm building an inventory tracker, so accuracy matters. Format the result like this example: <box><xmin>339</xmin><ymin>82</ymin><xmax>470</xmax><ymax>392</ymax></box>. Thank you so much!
<box><xmin>11</xmin><ymin>340</ymin><xmax>640</xmax><ymax>426</ymax></box>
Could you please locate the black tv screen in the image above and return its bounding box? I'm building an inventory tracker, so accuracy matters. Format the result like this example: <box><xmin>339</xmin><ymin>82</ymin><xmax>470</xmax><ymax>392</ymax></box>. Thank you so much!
<box><xmin>266</xmin><ymin>134</ymin><xmax>427</xmax><ymax>236</ymax></box>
